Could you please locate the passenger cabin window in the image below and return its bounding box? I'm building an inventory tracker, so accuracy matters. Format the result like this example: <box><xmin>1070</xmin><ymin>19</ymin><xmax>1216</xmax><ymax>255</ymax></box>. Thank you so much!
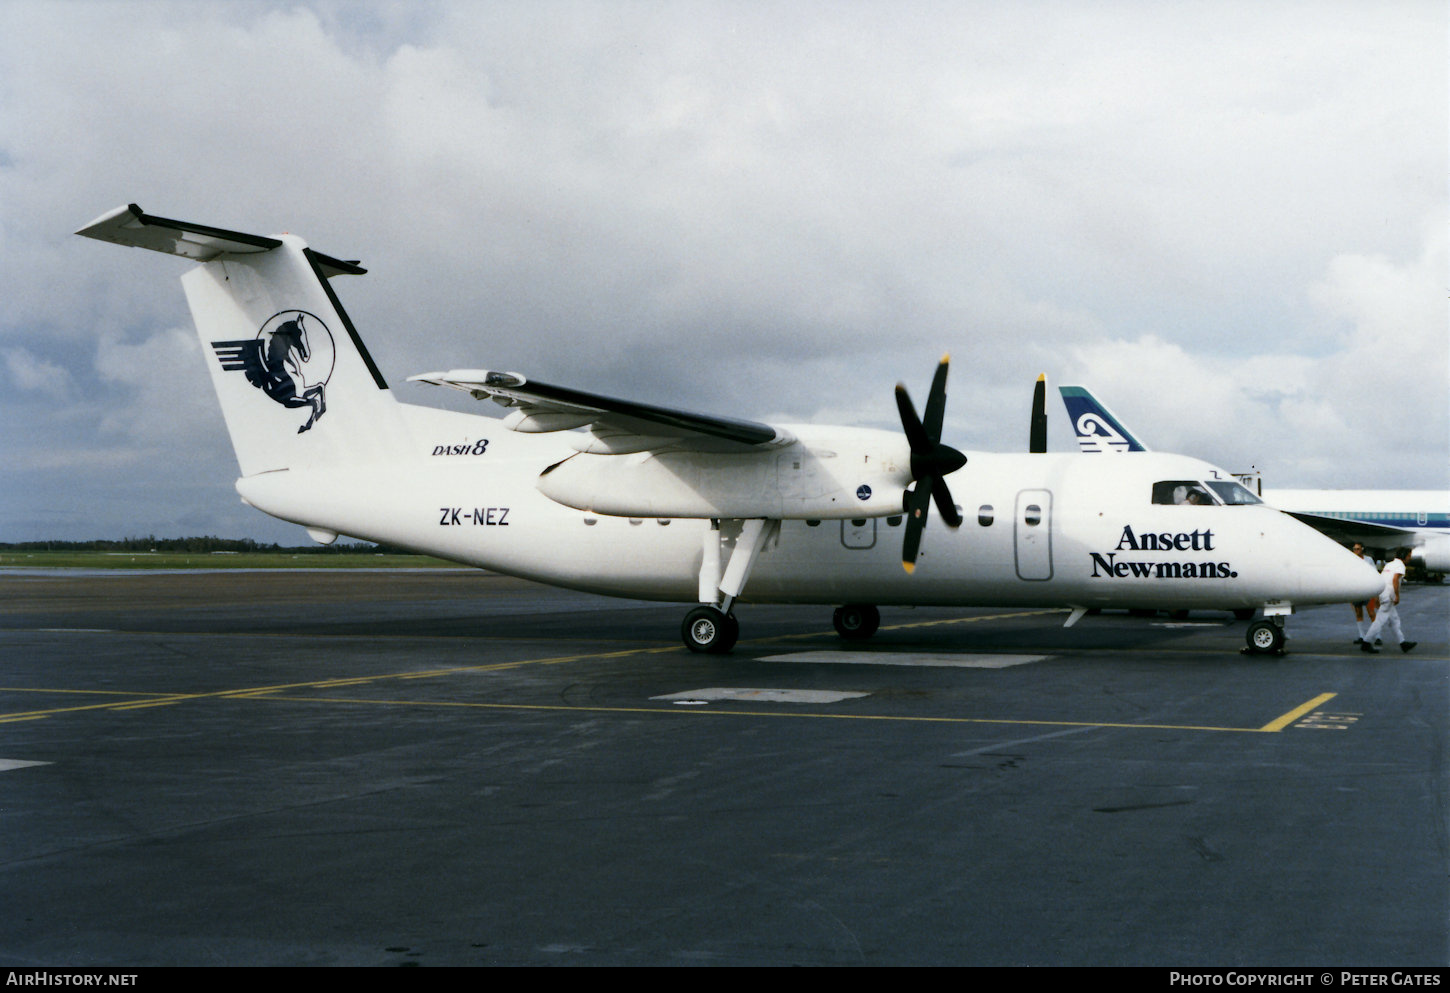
<box><xmin>978</xmin><ymin>505</ymin><xmax>994</xmax><ymax>526</ymax></box>
<box><xmin>1152</xmin><ymin>481</ymin><xmax>1215</xmax><ymax>506</ymax></box>
<box><xmin>1023</xmin><ymin>504</ymin><xmax>1042</xmax><ymax>526</ymax></box>
<box><xmin>1206</xmin><ymin>480</ymin><xmax>1263</xmax><ymax>506</ymax></box>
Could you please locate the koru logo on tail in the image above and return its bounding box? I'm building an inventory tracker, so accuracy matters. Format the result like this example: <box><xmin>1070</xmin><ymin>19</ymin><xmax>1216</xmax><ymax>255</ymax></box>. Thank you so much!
<box><xmin>1073</xmin><ymin>412</ymin><xmax>1130</xmax><ymax>453</ymax></box>
<box><xmin>212</xmin><ymin>311</ymin><xmax>336</xmax><ymax>433</ymax></box>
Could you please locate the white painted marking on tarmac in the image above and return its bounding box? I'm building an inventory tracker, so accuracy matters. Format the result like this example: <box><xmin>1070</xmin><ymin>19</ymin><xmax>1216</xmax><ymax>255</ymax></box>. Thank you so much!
<box><xmin>949</xmin><ymin>726</ymin><xmax>1098</xmax><ymax>757</ymax></box>
<box><xmin>653</xmin><ymin>687</ymin><xmax>870</xmax><ymax>704</ymax></box>
<box><xmin>0</xmin><ymin>759</ymin><xmax>51</xmax><ymax>772</ymax></box>
<box><xmin>757</xmin><ymin>651</ymin><xmax>1048</xmax><ymax>669</ymax></box>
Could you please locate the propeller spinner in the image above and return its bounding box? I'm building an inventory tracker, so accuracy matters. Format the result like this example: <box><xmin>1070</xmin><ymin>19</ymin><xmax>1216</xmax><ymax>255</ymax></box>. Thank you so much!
<box><xmin>894</xmin><ymin>355</ymin><xmax>968</xmax><ymax>573</ymax></box>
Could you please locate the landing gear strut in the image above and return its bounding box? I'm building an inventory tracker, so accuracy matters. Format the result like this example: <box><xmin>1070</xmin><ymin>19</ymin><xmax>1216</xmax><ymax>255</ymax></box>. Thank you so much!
<box><xmin>682</xmin><ymin>518</ymin><xmax>777</xmax><ymax>653</ymax></box>
<box><xmin>833</xmin><ymin>604</ymin><xmax>881</xmax><ymax>640</ymax></box>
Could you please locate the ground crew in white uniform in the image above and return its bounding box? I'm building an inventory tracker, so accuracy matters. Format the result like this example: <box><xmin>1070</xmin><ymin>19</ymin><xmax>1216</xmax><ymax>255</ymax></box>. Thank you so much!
<box><xmin>1360</xmin><ymin>548</ymin><xmax>1416</xmax><ymax>654</ymax></box>
<box><xmin>1350</xmin><ymin>542</ymin><xmax>1378</xmax><ymax>644</ymax></box>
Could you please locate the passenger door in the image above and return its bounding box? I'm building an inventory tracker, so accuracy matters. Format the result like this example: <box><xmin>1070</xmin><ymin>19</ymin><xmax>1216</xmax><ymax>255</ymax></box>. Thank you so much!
<box><xmin>1014</xmin><ymin>489</ymin><xmax>1053</xmax><ymax>580</ymax></box>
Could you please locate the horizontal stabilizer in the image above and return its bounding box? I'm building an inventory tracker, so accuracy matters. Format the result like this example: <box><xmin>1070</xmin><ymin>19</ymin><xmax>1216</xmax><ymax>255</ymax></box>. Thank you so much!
<box><xmin>76</xmin><ymin>204</ymin><xmax>365</xmax><ymax>277</ymax></box>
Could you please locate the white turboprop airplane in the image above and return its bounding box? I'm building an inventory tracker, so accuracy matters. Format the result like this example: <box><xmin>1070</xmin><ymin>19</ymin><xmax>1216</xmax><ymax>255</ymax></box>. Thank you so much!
<box><xmin>1059</xmin><ymin>384</ymin><xmax>1450</xmax><ymax>573</ymax></box>
<box><xmin>76</xmin><ymin>205</ymin><xmax>1381</xmax><ymax>655</ymax></box>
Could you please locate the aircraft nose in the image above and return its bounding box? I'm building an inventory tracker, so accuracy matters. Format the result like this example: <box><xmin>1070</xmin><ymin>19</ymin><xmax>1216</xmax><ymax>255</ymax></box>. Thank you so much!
<box><xmin>1305</xmin><ymin>538</ymin><xmax>1384</xmax><ymax>604</ymax></box>
<box><xmin>1269</xmin><ymin>511</ymin><xmax>1384</xmax><ymax>605</ymax></box>
<box><xmin>1347</xmin><ymin>555</ymin><xmax>1385</xmax><ymax>603</ymax></box>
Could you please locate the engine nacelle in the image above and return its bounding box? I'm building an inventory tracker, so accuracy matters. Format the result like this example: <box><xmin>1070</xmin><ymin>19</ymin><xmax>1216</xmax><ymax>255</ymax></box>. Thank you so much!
<box><xmin>536</xmin><ymin>428</ymin><xmax>917</xmax><ymax>520</ymax></box>
<box><xmin>1411</xmin><ymin>534</ymin><xmax>1450</xmax><ymax>573</ymax></box>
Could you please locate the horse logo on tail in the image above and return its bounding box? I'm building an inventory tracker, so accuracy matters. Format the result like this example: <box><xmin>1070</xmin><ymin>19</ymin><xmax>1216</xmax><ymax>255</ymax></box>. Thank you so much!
<box><xmin>212</xmin><ymin>310</ymin><xmax>336</xmax><ymax>433</ymax></box>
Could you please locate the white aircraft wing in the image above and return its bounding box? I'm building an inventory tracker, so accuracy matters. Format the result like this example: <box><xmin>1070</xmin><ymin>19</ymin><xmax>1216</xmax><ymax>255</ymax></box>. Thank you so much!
<box><xmin>408</xmin><ymin>369</ymin><xmax>795</xmax><ymax>455</ymax></box>
<box><xmin>1282</xmin><ymin>511</ymin><xmax>1416</xmax><ymax>549</ymax></box>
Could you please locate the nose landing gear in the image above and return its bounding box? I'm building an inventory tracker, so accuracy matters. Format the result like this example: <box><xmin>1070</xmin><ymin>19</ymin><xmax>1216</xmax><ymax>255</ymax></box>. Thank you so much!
<box><xmin>1244</xmin><ymin>613</ymin><xmax>1288</xmax><ymax>655</ymax></box>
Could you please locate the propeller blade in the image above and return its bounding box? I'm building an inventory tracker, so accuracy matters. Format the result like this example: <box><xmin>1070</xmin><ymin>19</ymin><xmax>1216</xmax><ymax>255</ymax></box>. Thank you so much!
<box><xmin>931</xmin><ymin>475</ymin><xmax>962</xmax><ymax>528</ymax></box>
<box><xmin>901</xmin><ymin>483</ymin><xmax>932</xmax><ymax>572</ymax></box>
<box><xmin>1030</xmin><ymin>373</ymin><xmax>1047</xmax><ymax>453</ymax></box>
<box><xmin>895</xmin><ymin>384</ymin><xmax>929</xmax><ymax>453</ymax></box>
<box><xmin>923</xmin><ymin>353</ymin><xmax>950</xmax><ymax>440</ymax></box>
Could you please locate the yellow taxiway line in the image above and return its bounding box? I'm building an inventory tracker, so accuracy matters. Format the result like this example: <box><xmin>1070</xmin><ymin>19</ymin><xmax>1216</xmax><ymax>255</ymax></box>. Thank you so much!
<box><xmin>258</xmin><ymin>691</ymin><xmax>1342</xmax><ymax>734</ymax></box>
<box><xmin>0</xmin><ymin>610</ymin><xmax>1338</xmax><ymax>733</ymax></box>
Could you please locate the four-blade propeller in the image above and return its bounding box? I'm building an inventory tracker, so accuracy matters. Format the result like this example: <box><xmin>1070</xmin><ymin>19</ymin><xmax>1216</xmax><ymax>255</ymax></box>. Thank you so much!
<box><xmin>894</xmin><ymin>355</ymin><xmax>968</xmax><ymax>572</ymax></box>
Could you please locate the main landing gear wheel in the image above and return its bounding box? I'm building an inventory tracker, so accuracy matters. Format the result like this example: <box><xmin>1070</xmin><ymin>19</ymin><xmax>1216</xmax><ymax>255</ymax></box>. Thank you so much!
<box><xmin>833</xmin><ymin>604</ymin><xmax>881</xmax><ymax>640</ymax></box>
<box><xmin>1246</xmin><ymin>620</ymin><xmax>1286</xmax><ymax>655</ymax></box>
<box><xmin>682</xmin><ymin>606</ymin><xmax>739</xmax><ymax>654</ymax></box>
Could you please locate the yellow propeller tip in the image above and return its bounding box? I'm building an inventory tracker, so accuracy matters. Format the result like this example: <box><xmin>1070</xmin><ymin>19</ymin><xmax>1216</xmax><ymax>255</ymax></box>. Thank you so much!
<box><xmin>902</xmin><ymin>561</ymin><xmax>916</xmax><ymax>574</ymax></box>
<box><xmin>1037</xmin><ymin>373</ymin><xmax>1046</xmax><ymax>382</ymax></box>
<box><xmin>939</xmin><ymin>353</ymin><xmax>950</xmax><ymax>365</ymax></box>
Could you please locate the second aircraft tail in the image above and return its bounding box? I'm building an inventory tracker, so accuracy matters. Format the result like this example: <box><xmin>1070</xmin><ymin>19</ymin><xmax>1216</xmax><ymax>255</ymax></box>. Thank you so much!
<box><xmin>1058</xmin><ymin>385</ymin><xmax>1149</xmax><ymax>454</ymax></box>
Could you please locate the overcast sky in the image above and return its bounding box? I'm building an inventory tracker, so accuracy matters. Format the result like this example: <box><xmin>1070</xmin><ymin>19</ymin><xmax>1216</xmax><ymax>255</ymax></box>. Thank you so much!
<box><xmin>2</xmin><ymin>0</ymin><xmax>1445</xmax><ymax>543</ymax></box>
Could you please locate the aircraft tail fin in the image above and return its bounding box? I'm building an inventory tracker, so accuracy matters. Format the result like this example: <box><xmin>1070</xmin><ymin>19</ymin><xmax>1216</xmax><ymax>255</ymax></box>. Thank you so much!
<box><xmin>77</xmin><ymin>205</ymin><xmax>409</xmax><ymax>476</ymax></box>
<box><xmin>1058</xmin><ymin>385</ymin><xmax>1149</xmax><ymax>453</ymax></box>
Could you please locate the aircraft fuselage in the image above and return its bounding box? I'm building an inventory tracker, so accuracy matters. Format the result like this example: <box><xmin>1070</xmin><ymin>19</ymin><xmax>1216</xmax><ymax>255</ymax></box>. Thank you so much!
<box><xmin>237</xmin><ymin>402</ymin><xmax>1377</xmax><ymax>614</ymax></box>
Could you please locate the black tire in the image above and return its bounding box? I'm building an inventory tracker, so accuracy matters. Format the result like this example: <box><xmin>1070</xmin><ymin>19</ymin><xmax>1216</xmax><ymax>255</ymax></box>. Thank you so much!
<box><xmin>1246</xmin><ymin>620</ymin><xmax>1285</xmax><ymax>654</ymax></box>
<box><xmin>833</xmin><ymin>604</ymin><xmax>881</xmax><ymax>640</ymax></box>
<box><xmin>682</xmin><ymin>606</ymin><xmax>739</xmax><ymax>654</ymax></box>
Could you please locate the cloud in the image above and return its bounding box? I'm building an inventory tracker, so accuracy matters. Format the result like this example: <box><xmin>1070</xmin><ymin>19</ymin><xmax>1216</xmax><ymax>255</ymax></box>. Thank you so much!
<box><xmin>1064</xmin><ymin>219</ymin><xmax>1448</xmax><ymax>486</ymax></box>
<box><xmin>92</xmin><ymin>327</ymin><xmax>220</xmax><ymax>447</ymax></box>
<box><xmin>4</xmin><ymin>347</ymin><xmax>73</xmax><ymax>398</ymax></box>
<box><xmin>0</xmin><ymin>0</ymin><xmax>1444</xmax><ymax>541</ymax></box>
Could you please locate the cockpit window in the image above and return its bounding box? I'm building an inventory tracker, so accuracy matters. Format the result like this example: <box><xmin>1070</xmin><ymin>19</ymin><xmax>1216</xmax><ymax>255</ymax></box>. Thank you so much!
<box><xmin>1151</xmin><ymin>481</ymin><xmax>1216</xmax><ymax>506</ymax></box>
<box><xmin>1206</xmin><ymin>480</ymin><xmax>1263</xmax><ymax>506</ymax></box>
